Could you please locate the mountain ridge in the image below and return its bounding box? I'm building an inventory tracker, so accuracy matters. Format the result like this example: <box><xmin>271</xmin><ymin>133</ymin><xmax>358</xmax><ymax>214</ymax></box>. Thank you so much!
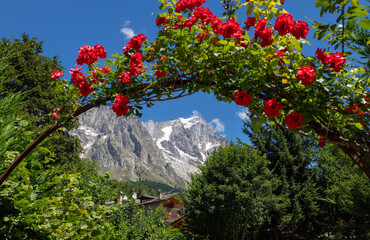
<box><xmin>73</xmin><ymin>106</ymin><xmax>226</xmax><ymax>188</ymax></box>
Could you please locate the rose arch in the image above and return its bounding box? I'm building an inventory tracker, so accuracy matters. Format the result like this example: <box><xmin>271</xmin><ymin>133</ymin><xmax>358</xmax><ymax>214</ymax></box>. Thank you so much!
<box><xmin>1</xmin><ymin>0</ymin><xmax>369</xmax><ymax>185</ymax></box>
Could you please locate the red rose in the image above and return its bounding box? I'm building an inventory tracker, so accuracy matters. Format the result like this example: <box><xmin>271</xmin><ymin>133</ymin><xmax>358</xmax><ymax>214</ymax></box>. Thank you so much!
<box><xmin>175</xmin><ymin>0</ymin><xmax>206</xmax><ymax>13</ymax></box>
<box><xmin>194</xmin><ymin>7</ymin><xmax>215</xmax><ymax>25</ymax></box>
<box><xmin>184</xmin><ymin>16</ymin><xmax>198</xmax><ymax>30</ymax></box>
<box><xmin>156</xmin><ymin>17</ymin><xmax>169</xmax><ymax>26</ymax></box>
<box><xmin>70</xmin><ymin>65</ymin><xmax>85</xmax><ymax>88</ymax></box>
<box><xmin>296</xmin><ymin>65</ymin><xmax>316</xmax><ymax>85</ymax></box>
<box><xmin>275</xmin><ymin>50</ymin><xmax>287</xmax><ymax>66</ymax></box>
<box><xmin>318</xmin><ymin>136</ymin><xmax>325</xmax><ymax>147</ymax></box>
<box><xmin>234</xmin><ymin>91</ymin><xmax>252</xmax><ymax>106</ymax></box>
<box><xmin>112</xmin><ymin>94</ymin><xmax>130</xmax><ymax>116</ymax></box>
<box><xmin>52</xmin><ymin>108</ymin><xmax>61</xmax><ymax>120</ymax></box>
<box><xmin>101</xmin><ymin>66</ymin><xmax>112</xmax><ymax>73</ymax></box>
<box><xmin>89</xmin><ymin>68</ymin><xmax>105</xmax><ymax>84</ymax></box>
<box><xmin>129</xmin><ymin>52</ymin><xmax>144</xmax><ymax>77</ymax></box>
<box><xmin>274</xmin><ymin>13</ymin><xmax>294</xmax><ymax>36</ymax></box>
<box><xmin>197</xmin><ymin>33</ymin><xmax>208</xmax><ymax>42</ymax></box>
<box><xmin>51</xmin><ymin>69</ymin><xmax>64</xmax><ymax>79</ymax></box>
<box><xmin>221</xmin><ymin>19</ymin><xmax>242</xmax><ymax>38</ymax></box>
<box><xmin>328</xmin><ymin>52</ymin><xmax>346</xmax><ymax>72</ymax></box>
<box><xmin>211</xmin><ymin>17</ymin><xmax>223</xmax><ymax>35</ymax></box>
<box><xmin>345</xmin><ymin>104</ymin><xmax>359</xmax><ymax>112</ymax></box>
<box><xmin>291</xmin><ymin>21</ymin><xmax>309</xmax><ymax>39</ymax></box>
<box><xmin>245</xmin><ymin>16</ymin><xmax>256</xmax><ymax>31</ymax></box>
<box><xmin>366</xmin><ymin>93</ymin><xmax>370</xmax><ymax>103</ymax></box>
<box><xmin>76</xmin><ymin>45</ymin><xmax>98</xmax><ymax>65</ymax></box>
<box><xmin>285</xmin><ymin>111</ymin><xmax>304</xmax><ymax>129</ymax></box>
<box><xmin>123</xmin><ymin>34</ymin><xmax>147</xmax><ymax>54</ymax></box>
<box><xmin>93</xmin><ymin>44</ymin><xmax>107</xmax><ymax>59</ymax></box>
<box><xmin>78</xmin><ymin>81</ymin><xmax>93</xmax><ymax>97</ymax></box>
<box><xmin>260</xmin><ymin>28</ymin><xmax>274</xmax><ymax>47</ymax></box>
<box><xmin>119</xmin><ymin>72</ymin><xmax>131</xmax><ymax>83</ymax></box>
<box><xmin>155</xmin><ymin>70</ymin><xmax>167</xmax><ymax>77</ymax></box>
<box><xmin>315</xmin><ymin>48</ymin><xmax>326</xmax><ymax>62</ymax></box>
<box><xmin>264</xmin><ymin>98</ymin><xmax>283</xmax><ymax>117</ymax></box>
<box><xmin>254</xmin><ymin>18</ymin><xmax>267</xmax><ymax>38</ymax></box>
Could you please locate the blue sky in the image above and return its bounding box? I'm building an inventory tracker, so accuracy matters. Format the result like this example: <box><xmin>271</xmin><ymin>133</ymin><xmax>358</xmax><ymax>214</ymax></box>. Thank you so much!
<box><xmin>0</xmin><ymin>0</ymin><xmax>359</xmax><ymax>143</ymax></box>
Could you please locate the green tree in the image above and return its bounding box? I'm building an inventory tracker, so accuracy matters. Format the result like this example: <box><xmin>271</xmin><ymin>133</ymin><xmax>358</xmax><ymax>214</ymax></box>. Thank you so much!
<box><xmin>0</xmin><ymin>92</ymin><xmax>186</xmax><ymax>239</ymax></box>
<box><xmin>0</xmin><ymin>34</ymin><xmax>82</xmax><ymax>167</ymax></box>
<box><xmin>243</xmin><ymin>123</ymin><xmax>321</xmax><ymax>238</ymax></box>
<box><xmin>184</xmin><ymin>142</ymin><xmax>277</xmax><ymax>240</ymax></box>
<box><xmin>315</xmin><ymin>144</ymin><xmax>370</xmax><ymax>239</ymax></box>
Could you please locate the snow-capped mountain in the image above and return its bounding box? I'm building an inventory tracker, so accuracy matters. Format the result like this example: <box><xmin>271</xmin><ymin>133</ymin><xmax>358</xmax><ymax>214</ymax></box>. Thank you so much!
<box><xmin>143</xmin><ymin>116</ymin><xmax>227</xmax><ymax>181</ymax></box>
<box><xmin>73</xmin><ymin>106</ymin><xmax>226</xmax><ymax>187</ymax></box>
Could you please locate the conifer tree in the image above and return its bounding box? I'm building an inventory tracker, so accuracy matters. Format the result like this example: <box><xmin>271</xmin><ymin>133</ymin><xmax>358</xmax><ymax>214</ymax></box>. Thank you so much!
<box><xmin>243</xmin><ymin>122</ymin><xmax>320</xmax><ymax>238</ymax></box>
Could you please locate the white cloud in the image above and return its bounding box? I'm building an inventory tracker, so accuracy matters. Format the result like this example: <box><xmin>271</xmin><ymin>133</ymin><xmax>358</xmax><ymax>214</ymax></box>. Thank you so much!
<box><xmin>191</xmin><ymin>110</ymin><xmax>202</xmax><ymax>118</ymax></box>
<box><xmin>120</xmin><ymin>20</ymin><xmax>135</xmax><ymax>39</ymax></box>
<box><xmin>236</xmin><ymin>109</ymin><xmax>250</xmax><ymax>121</ymax></box>
<box><xmin>211</xmin><ymin>118</ymin><xmax>225</xmax><ymax>133</ymax></box>
<box><xmin>120</xmin><ymin>27</ymin><xmax>135</xmax><ymax>39</ymax></box>
<box><xmin>123</xmin><ymin>20</ymin><xmax>131</xmax><ymax>27</ymax></box>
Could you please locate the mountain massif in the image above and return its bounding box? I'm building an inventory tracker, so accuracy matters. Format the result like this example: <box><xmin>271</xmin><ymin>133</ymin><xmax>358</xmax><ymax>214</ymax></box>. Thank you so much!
<box><xmin>73</xmin><ymin>106</ymin><xmax>226</xmax><ymax>188</ymax></box>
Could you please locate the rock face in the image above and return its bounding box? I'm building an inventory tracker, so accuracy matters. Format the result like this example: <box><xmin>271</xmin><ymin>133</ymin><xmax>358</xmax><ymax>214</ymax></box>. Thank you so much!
<box><xmin>74</xmin><ymin>106</ymin><xmax>226</xmax><ymax>188</ymax></box>
<box><xmin>143</xmin><ymin>117</ymin><xmax>227</xmax><ymax>181</ymax></box>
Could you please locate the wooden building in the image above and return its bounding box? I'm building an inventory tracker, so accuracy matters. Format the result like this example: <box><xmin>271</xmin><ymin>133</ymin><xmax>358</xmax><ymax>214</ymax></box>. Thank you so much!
<box><xmin>136</xmin><ymin>191</ymin><xmax>184</xmax><ymax>228</ymax></box>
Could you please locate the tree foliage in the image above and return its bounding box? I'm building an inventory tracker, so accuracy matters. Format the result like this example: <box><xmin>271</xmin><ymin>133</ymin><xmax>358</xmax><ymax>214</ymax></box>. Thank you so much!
<box><xmin>0</xmin><ymin>37</ymin><xmax>186</xmax><ymax>240</ymax></box>
<box><xmin>184</xmin><ymin>142</ymin><xmax>277</xmax><ymax>240</ymax></box>
<box><xmin>243</xmin><ymin>123</ymin><xmax>321</xmax><ymax>238</ymax></box>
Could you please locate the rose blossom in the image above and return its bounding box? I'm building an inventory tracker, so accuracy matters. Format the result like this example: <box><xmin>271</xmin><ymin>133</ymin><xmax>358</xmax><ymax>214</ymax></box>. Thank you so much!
<box><xmin>101</xmin><ymin>66</ymin><xmax>112</xmax><ymax>73</ymax></box>
<box><xmin>193</xmin><ymin>7</ymin><xmax>215</xmax><ymax>25</ymax></box>
<box><xmin>129</xmin><ymin>52</ymin><xmax>144</xmax><ymax>77</ymax></box>
<box><xmin>76</xmin><ymin>45</ymin><xmax>97</xmax><ymax>65</ymax></box>
<box><xmin>274</xmin><ymin>13</ymin><xmax>294</xmax><ymax>36</ymax></box>
<box><xmin>316</xmin><ymin>49</ymin><xmax>346</xmax><ymax>72</ymax></box>
<box><xmin>51</xmin><ymin>69</ymin><xmax>64</xmax><ymax>79</ymax></box>
<box><xmin>296</xmin><ymin>65</ymin><xmax>316</xmax><ymax>85</ymax></box>
<box><xmin>285</xmin><ymin>111</ymin><xmax>304</xmax><ymax>129</ymax></box>
<box><xmin>254</xmin><ymin>18</ymin><xmax>267</xmax><ymax>38</ymax></box>
<box><xmin>119</xmin><ymin>72</ymin><xmax>131</xmax><ymax>83</ymax></box>
<box><xmin>260</xmin><ymin>28</ymin><xmax>274</xmax><ymax>47</ymax></box>
<box><xmin>155</xmin><ymin>70</ymin><xmax>167</xmax><ymax>77</ymax></box>
<box><xmin>318</xmin><ymin>136</ymin><xmax>326</xmax><ymax>147</ymax></box>
<box><xmin>328</xmin><ymin>52</ymin><xmax>346</xmax><ymax>72</ymax></box>
<box><xmin>112</xmin><ymin>94</ymin><xmax>130</xmax><ymax>116</ymax></box>
<box><xmin>52</xmin><ymin>108</ymin><xmax>61</xmax><ymax>120</ymax></box>
<box><xmin>156</xmin><ymin>17</ymin><xmax>169</xmax><ymax>26</ymax></box>
<box><xmin>264</xmin><ymin>98</ymin><xmax>283</xmax><ymax>117</ymax></box>
<box><xmin>234</xmin><ymin>91</ymin><xmax>252</xmax><ymax>106</ymax></box>
<box><xmin>93</xmin><ymin>44</ymin><xmax>107</xmax><ymax>59</ymax></box>
<box><xmin>78</xmin><ymin>81</ymin><xmax>93</xmax><ymax>97</ymax></box>
<box><xmin>291</xmin><ymin>21</ymin><xmax>309</xmax><ymax>39</ymax></box>
<box><xmin>70</xmin><ymin>65</ymin><xmax>85</xmax><ymax>88</ymax></box>
<box><xmin>221</xmin><ymin>19</ymin><xmax>242</xmax><ymax>38</ymax></box>
<box><xmin>175</xmin><ymin>0</ymin><xmax>206</xmax><ymax>13</ymax></box>
<box><xmin>123</xmin><ymin>34</ymin><xmax>147</xmax><ymax>54</ymax></box>
<box><xmin>345</xmin><ymin>104</ymin><xmax>359</xmax><ymax>112</ymax></box>
<box><xmin>245</xmin><ymin>16</ymin><xmax>256</xmax><ymax>31</ymax></box>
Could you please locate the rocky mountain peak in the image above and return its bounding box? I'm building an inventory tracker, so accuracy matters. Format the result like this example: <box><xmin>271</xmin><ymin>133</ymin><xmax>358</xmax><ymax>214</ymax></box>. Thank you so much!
<box><xmin>73</xmin><ymin>106</ymin><xmax>227</xmax><ymax>187</ymax></box>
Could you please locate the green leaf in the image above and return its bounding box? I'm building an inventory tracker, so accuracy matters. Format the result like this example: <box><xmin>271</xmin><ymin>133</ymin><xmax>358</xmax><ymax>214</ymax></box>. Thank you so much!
<box><xmin>358</xmin><ymin>19</ymin><xmax>370</xmax><ymax>29</ymax></box>
<box><xmin>246</xmin><ymin>4</ymin><xmax>254</xmax><ymax>16</ymax></box>
<box><xmin>351</xmin><ymin>0</ymin><xmax>359</xmax><ymax>7</ymax></box>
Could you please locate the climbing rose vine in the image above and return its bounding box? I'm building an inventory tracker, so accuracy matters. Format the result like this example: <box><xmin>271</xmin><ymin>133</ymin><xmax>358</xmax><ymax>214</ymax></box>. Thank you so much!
<box><xmin>1</xmin><ymin>0</ymin><xmax>369</xmax><ymax>187</ymax></box>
